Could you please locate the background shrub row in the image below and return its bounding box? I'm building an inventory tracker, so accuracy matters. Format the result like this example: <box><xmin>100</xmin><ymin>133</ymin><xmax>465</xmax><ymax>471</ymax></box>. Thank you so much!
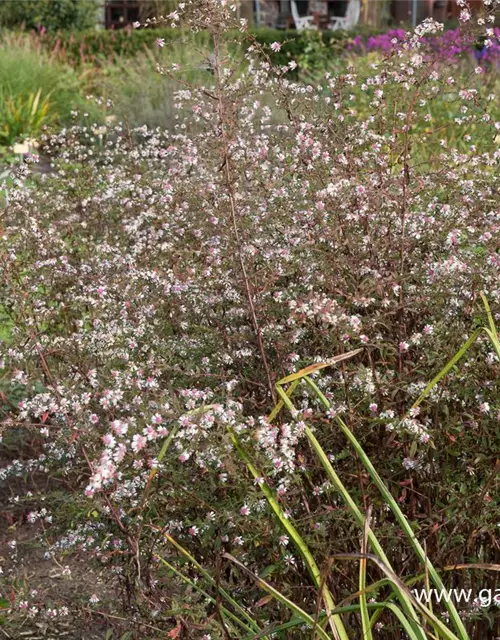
<box><xmin>24</xmin><ymin>25</ymin><xmax>386</xmax><ymax>66</ymax></box>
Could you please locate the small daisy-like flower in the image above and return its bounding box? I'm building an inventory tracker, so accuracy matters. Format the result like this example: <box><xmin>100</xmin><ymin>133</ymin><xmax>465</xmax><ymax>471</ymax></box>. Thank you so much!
<box><xmin>131</xmin><ymin>434</ymin><xmax>147</xmax><ymax>453</ymax></box>
<box><xmin>284</xmin><ymin>554</ymin><xmax>296</xmax><ymax>567</ymax></box>
<box><xmin>102</xmin><ymin>433</ymin><xmax>116</xmax><ymax>447</ymax></box>
<box><xmin>270</xmin><ymin>41</ymin><xmax>281</xmax><ymax>52</ymax></box>
<box><xmin>240</xmin><ymin>505</ymin><xmax>250</xmax><ymax>516</ymax></box>
<box><xmin>156</xmin><ymin>38</ymin><xmax>165</xmax><ymax>48</ymax></box>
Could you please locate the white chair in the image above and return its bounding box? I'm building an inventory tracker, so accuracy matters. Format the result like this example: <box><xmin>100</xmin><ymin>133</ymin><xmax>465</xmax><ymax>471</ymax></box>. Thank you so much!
<box><xmin>290</xmin><ymin>0</ymin><xmax>318</xmax><ymax>31</ymax></box>
<box><xmin>328</xmin><ymin>0</ymin><xmax>360</xmax><ymax>30</ymax></box>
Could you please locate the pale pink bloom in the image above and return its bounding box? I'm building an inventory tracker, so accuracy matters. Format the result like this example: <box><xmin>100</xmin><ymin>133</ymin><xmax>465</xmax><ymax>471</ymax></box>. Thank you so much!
<box><xmin>479</xmin><ymin>402</ymin><xmax>490</xmax><ymax>414</ymax></box>
<box><xmin>114</xmin><ymin>443</ymin><xmax>127</xmax><ymax>463</ymax></box>
<box><xmin>131</xmin><ymin>434</ymin><xmax>147</xmax><ymax>452</ymax></box>
<box><xmin>102</xmin><ymin>433</ymin><xmax>116</xmax><ymax>447</ymax></box>
<box><xmin>111</xmin><ymin>419</ymin><xmax>127</xmax><ymax>436</ymax></box>
<box><xmin>145</xmin><ymin>425</ymin><xmax>159</xmax><ymax>440</ymax></box>
<box><xmin>284</xmin><ymin>554</ymin><xmax>296</xmax><ymax>567</ymax></box>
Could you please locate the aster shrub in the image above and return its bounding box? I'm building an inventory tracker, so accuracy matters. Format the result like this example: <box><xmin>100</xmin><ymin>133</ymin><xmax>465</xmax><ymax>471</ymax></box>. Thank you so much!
<box><xmin>1</xmin><ymin>0</ymin><xmax>500</xmax><ymax>637</ymax></box>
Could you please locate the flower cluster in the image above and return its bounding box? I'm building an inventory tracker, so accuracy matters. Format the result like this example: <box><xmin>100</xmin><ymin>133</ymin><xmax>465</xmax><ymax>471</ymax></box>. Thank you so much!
<box><xmin>350</xmin><ymin>25</ymin><xmax>500</xmax><ymax>66</ymax></box>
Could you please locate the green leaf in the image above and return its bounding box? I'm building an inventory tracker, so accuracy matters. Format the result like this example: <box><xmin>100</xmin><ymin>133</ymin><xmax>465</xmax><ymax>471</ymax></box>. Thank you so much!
<box><xmin>409</xmin><ymin>440</ymin><xmax>418</xmax><ymax>457</ymax></box>
<box><xmin>276</xmin><ymin>348</ymin><xmax>363</xmax><ymax>385</ymax></box>
<box><xmin>224</xmin><ymin>553</ymin><xmax>332</xmax><ymax>640</ymax></box>
<box><xmin>259</xmin><ymin>564</ymin><xmax>278</xmax><ymax>579</ymax></box>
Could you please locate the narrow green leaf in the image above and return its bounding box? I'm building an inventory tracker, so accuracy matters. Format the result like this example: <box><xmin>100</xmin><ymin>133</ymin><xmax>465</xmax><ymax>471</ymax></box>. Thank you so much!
<box><xmin>303</xmin><ymin>422</ymin><xmax>426</xmax><ymax>639</ymax></box>
<box><xmin>408</xmin><ymin>328</ymin><xmax>481</xmax><ymax>413</ymax></box>
<box><xmin>229</xmin><ymin>429</ymin><xmax>349</xmax><ymax>640</ymax></box>
<box><xmin>332</xmin><ymin>553</ymin><xmax>462</xmax><ymax>640</ymax></box>
<box><xmin>359</xmin><ymin>509</ymin><xmax>373</xmax><ymax>640</ymax></box>
<box><xmin>223</xmin><ymin>553</ymin><xmax>332</xmax><ymax>640</ymax></box>
<box><xmin>325</xmin><ymin>409</ymin><xmax>468</xmax><ymax>639</ymax></box>
<box><xmin>156</xmin><ymin>555</ymin><xmax>254</xmax><ymax>635</ymax></box>
<box><xmin>267</xmin><ymin>379</ymin><xmax>299</xmax><ymax>423</ymax></box>
<box><xmin>163</xmin><ymin>533</ymin><xmax>260</xmax><ymax>632</ymax></box>
<box><xmin>277</xmin><ymin>349</ymin><xmax>363</xmax><ymax>385</ymax></box>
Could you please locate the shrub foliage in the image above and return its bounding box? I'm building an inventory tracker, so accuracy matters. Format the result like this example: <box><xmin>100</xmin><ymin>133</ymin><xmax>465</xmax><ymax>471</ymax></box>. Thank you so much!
<box><xmin>0</xmin><ymin>0</ymin><xmax>98</xmax><ymax>32</ymax></box>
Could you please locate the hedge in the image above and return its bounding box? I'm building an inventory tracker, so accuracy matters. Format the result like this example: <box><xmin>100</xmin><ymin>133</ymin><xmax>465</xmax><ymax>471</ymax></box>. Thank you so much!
<box><xmin>15</xmin><ymin>25</ymin><xmax>387</xmax><ymax>67</ymax></box>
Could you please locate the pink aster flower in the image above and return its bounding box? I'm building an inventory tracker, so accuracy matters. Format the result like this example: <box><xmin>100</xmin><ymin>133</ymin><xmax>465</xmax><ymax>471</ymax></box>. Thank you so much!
<box><xmin>131</xmin><ymin>434</ymin><xmax>147</xmax><ymax>453</ymax></box>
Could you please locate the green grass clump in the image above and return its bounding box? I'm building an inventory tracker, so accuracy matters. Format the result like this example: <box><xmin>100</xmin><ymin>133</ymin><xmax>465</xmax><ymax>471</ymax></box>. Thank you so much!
<box><xmin>0</xmin><ymin>36</ymin><xmax>99</xmax><ymax>145</ymax></box>
<box><xmin>97</xmin><ymin>34</ymin><xmax>248</xmax><ymax>130</ymax></box>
